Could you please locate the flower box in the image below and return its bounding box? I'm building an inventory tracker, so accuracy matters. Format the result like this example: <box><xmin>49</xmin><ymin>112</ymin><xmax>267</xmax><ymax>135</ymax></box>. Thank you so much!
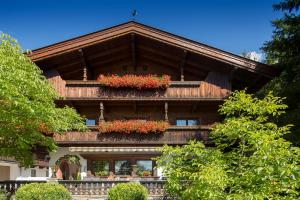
<box><xmin>97</xmin><ymin>74</ymin><xmax>171</xmax><ymax>89</ymax></box>
<box><xmin>99</xmin><ymin>120</ymin><xmax>169</xmax><ymax>134</ymax></box>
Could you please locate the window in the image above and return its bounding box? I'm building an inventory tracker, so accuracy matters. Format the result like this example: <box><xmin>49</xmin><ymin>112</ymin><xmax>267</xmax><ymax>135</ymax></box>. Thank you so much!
<box><xmin>92</xmin><ymin>160</ymin><xmax>109</xmax><ymax>176</ymax></box>
<box><xmin>115</xmin><ymin>160</ymin><xmax>131</xmax><ymax>176</ymax></box>
<box><xmin>86</xmin><ymin>119</ymin><xmax>96</xmax><ymax>126</ymax></box>
<box><xmin>176</xmin><ymin>119</ymin><xmax>200</xmax><ymax>126</ymax></box>
<box><xmin>137</xmin><ymin>160</ymin><xmax>153</xmax><ymax>176</ymax></box>
<box><xmin>187</xmin><ymin>119</ymin><xmax>199</xmax><ymax>126</ymax></box>
<box><xmin>31</xmin><ymin>169</ymin><xmax>36</xmax><ymax>177</ymax></box>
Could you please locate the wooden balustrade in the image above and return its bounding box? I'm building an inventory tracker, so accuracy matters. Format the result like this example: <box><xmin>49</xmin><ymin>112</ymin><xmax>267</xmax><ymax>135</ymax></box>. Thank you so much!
<box><xmin>51</xmin><ymin>80</ymin><xmax>229</xmax><ymax>100</ymax></box>
<box><xmin>54</xmin><ymin>126</ymin><xmax>210</xmax><ymax>145</ymax></box>
<box><xmin>0</xmin><ymin>180</ymin><xmax>167</xmax><ymax>196</ymax></box>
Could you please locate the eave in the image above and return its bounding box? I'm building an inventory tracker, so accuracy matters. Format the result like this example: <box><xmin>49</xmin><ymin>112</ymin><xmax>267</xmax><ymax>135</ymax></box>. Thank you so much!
<box><xmin>27</xmin><ymin>21</ymin><xmax>279</xmax><ymax>78</ymax></box>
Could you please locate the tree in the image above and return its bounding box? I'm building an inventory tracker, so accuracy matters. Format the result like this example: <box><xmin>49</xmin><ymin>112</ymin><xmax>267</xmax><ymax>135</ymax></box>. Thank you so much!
<box><xmin>157</xmin><ymin>91</ymin><xmax>300</xmax><ymax>200</ymax></box>
<box><xmin>260</xmin><ymin>0</ymin><xmax>300</xmax><ymax>145</ymax></box>
<box><xmin>0</xmin><ymin>34</ymin><xmax>87</xmax><ymax>166</ymax></box>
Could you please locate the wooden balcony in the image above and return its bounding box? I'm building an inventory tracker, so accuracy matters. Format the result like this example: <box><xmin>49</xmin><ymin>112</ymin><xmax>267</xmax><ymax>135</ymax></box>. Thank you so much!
<box><xmin>54</xmin><ymin>125</ymin><xmax>210</xmax><ymax>145</ymax></box>
<box><xmin>51</xmin><ymin>80</ymin><xmax>230</xmax><ymax>101</ymax></box>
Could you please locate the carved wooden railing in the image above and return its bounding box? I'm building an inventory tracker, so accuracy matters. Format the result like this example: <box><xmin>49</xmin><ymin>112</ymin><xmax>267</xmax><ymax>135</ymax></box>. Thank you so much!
<box><xmin>52</xmin><ymin>80</ymin><xmax>229</xmax><ymax>100</ymax></box>
<box><xmin>0</xmin><ymin>180</ymin><xmax>166</xmax><ymax>196</ymax></box>
<box><xmin>54</xmin><ymin>126</ymin><xmax>211</xmax><ymax>145</ymax></box>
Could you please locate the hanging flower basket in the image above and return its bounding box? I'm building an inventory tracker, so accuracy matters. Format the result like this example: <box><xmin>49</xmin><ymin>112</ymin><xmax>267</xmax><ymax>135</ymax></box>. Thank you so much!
<box><xmin>97</xmin><ymin>74</ymin><xmax>171</xmax><ymax>89</ymax></box>
<box><xmin>99</xmin><ymin>120</ymin><xmax>169</xmax><ymax>134</ymax></box>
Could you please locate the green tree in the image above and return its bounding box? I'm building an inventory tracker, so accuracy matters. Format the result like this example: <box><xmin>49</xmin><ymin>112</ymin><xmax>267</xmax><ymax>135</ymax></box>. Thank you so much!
<box><xmin>260</xmin><ymin>0</ymin><xmax>300</xmax><ymax>145</ymax></box>
<box><xmin>0</xmin><ymin>34</ymin><xmax>87</xmax><ymax>166</ymax></box>
<box><xmin>157</xmin><ymin>91</ymin><xmax>300</xmax><ymax>200</ymax></box>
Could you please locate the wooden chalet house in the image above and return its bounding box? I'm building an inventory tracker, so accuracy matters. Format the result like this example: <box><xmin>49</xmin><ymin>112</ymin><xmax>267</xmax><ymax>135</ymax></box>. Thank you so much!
<box><xmin>0</xmin><ymin>21</ymin><xmax>279</xmax><ymax>182</ymax></box>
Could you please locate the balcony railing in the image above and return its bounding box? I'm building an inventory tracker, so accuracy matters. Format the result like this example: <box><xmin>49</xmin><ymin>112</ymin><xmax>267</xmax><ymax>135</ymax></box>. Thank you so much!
<box><xmin>54</xmin><ymin>125</ymin><xmax>210</xmax><ymax>145</ymax></box>
<box><xmin>0</xmin><ymin>180</ymin><xmax>167</xmax><ymax>197</ymax></box>
<box><xmin>53</xmin><ymin>80</ymin><xmax>229</xmax><ymax>100</ymax></box>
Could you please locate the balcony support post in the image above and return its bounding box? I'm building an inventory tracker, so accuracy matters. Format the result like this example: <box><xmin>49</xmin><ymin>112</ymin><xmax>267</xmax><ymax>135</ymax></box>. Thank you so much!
<box><xmin>180</xmin><ymin>50</ymin><xmax>187</xmax><ymax>81</ymax></box>
<box><xmin>79</xmin><ymin>48</ymin><xmax>88</xmax><ymax>81</ymax></box>
<box><xmin>164</xmin><ymin>102</ymin><xmax>168</xmax><ymax>122</ymax></box>
<box><xmin>99</xmin><ymin>102</ymin><xmax>104</xmax><ymax>124</ymax></box>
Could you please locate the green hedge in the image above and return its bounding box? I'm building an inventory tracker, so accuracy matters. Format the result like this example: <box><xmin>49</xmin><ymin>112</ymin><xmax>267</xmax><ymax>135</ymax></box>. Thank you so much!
<box><xmin>15</xmin><ymin>183</ymin><xmax>71</xmax><ymax>200</ymax></box>
<box><xmin>108</xmin><ymin>182</ymin><xmax>148</xmax><ymax>200</ymax></box>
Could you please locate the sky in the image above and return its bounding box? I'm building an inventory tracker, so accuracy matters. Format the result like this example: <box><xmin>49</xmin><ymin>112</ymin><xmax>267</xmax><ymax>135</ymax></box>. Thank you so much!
<box><xmin>0</xmin><ymin>0</ymin><xmax>283</xmax><ymax>58</ymax></box>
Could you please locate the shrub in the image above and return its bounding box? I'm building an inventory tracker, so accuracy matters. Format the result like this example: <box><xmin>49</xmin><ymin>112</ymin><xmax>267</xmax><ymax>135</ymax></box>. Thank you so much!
<box><xmin>99</xmin><ymin>120</ymin><xmax>169</xmax><ymax>134</ymax></box>
<box><xmin>97</xmin><ymin>74</ymin><xmax>171</xmax><ymax>89</ymax></box>
<box><xmin>15</xmin><ymin>183</ymin><xmax>71</xmax><ymax>200</ymax></box>
<box><xmin>108</xmin><ymin>183</ymin><xmax>148</xmax><ymax>200</ymax></box>
<box><xmin>0</xmin><ymin>189</ymin><xmax>7</xmax><ymax>200</ymax></box>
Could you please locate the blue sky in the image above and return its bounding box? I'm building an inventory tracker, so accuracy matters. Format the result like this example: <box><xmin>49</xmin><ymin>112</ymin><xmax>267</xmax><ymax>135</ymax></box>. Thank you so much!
<box><xmin>0</xmin><ymin>0</ymin><xmax>282</xmax><ymax>56</ymax></box>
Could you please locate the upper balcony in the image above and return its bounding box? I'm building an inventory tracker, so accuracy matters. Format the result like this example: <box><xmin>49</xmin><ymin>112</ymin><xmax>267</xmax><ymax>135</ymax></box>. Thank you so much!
<box><xmin>48</xmin><ymin>72</ymin><xmax>232</xmax><ymax>101</ymax></box>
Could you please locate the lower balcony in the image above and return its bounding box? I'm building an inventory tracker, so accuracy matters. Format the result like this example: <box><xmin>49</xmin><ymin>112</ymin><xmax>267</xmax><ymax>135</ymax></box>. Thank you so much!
<box><xmin>54</xmin><ymin>125</ymin><xmax>211</xmax><ymax>145</ymax></box>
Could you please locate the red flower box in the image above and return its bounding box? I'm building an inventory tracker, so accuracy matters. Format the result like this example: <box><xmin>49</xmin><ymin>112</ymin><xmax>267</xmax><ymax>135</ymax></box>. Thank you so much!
<box><xmin>99</xmin><ymin>120</ymin><xmax>169</xmax><ymax>134</ymax></box>
<box><xmin>97</xmin><ymin>74</ymin><xmax>171</xmax><ymax>89</ymax></box>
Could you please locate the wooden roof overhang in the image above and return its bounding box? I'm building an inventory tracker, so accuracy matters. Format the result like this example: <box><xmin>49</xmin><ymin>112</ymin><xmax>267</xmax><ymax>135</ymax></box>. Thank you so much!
<box><xmin>28</xmin><ymin>21</ymin><xmax>280</xmax><ymax>91</ymax></box>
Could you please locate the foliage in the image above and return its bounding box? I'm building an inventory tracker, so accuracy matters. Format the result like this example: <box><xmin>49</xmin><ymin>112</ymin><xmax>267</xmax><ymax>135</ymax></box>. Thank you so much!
<box><xmin>99</xmin><ymin>120</ymin><xmax>169</xmax><ymax>134</ymax></box>
<box><xmin>95</xmin><ymin>170</ymin><xmax>109</xmax><ymax>176</ymax></box>
<box><xmin>97</xmin><ymin>74</ymin><xmax>171</xmax><ymax>89</ymax></box>
<box><xmin>108</xmin><ymin>183</ymin><xmax>148</xmax><ymax>200</ymax></box>
<box><xmin>157</xmin><ymin>91</ymin><xmax>300</xmax><ymax>200</ymax></box>
<box><xmin>0</xmin><ymin>34</ymin><xmax>87</xmax><ymax>166</ymax></box>
<box><xmin>15</xmin><ymin>183</ymin><xmax>72</xmax><ymax>200</ymax></box>
<box><xmin>0</xmin><ymin>189</ymin><xmax>7</xmax><ymax>200</ymax></box>
<box><xmin>260</xmin><ymin>0</ymin><xmax>300</xmax><ymax>145</ymax></box>
<box><xmin>55</xmin><ymin>154</ymin><xmax>81</xmax><ymax>166</ymax></box>
<box><xmin>138</xmin><ymin>170</ymin><xmax>152</xmax><ymax>176</ymax></box>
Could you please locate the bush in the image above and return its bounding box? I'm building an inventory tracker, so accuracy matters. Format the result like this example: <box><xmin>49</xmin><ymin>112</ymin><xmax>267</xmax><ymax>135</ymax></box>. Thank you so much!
<box><xmin>15</xmin><ymin>183</ymin><xmax>71</xmax><ymax>200</ymax></box>
<box><xmin>108</xmin><ymin>182</ymin><xmax>148</xmax><ymax>200</ymax></box>
<box><xmin>0</xmin><ymin>189</ymin><xmax>7</xmax><ymax>200</ymax></box>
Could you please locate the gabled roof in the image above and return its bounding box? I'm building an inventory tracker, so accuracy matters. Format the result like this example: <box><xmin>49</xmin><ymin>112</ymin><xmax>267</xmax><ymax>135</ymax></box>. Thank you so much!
<box><xmin>28</xmin><ymin>21</ymin><xmax>279</xmax><ymax>78</ymax></box>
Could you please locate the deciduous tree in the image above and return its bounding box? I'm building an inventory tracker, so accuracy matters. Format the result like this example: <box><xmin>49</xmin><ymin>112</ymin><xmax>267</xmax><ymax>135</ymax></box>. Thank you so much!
<box><xmin>157</xmin><ymin>91</ymin><xmax>300</xmax><ymax>199</ymax></box>
<box><xmin>0</xmin><ymin>34</ymin><xmax>87</xmax><ymax>166</ymax></box>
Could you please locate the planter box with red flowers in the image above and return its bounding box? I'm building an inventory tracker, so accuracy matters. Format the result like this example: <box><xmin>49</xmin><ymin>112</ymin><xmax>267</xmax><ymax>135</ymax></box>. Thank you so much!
<box><xmin>97</xmin><ymin>74</ymin><xmax>171</xmax><ymax>90</ymax></box>
<box><xmin>99</xmin><ymin>120</ymin><xmax>169</xmax><ymax>134</ymax></box>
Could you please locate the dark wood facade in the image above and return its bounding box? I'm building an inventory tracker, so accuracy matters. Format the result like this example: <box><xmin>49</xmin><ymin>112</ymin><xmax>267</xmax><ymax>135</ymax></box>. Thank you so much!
<box><xmin>28</xmin><ymin>21</ymin><xmax>278</xmax><ymax>179</ymax></box>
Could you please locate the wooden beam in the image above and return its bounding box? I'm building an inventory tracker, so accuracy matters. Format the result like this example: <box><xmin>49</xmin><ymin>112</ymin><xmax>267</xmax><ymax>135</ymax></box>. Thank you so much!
<box><xmin>87</xmin><ymin>45</ymin><xmax>130</xmax><ymax>61</ymax></box>
<box><xmin>138</xmin><ymin>45</ymin><xmax>180</xmax><ymax>63</ymax></box>
<box><xmin>140</xmin><ymin>57</ymin><xmax>207</xmax><ymax>77</ymax></box>
<box><xmin>138</xmin><ymin>54</ymin><xmax>178</xmax><ymax>67</ymax></box>
<box><xmin>78</xmin><ymin>49</ymin><xmax>88</xmax><ymax>81</ymax></box>
<box><xmin>180</xmin><ymin>50</ymin><xmax>187</xmax><ymax>81</ymax></box>
<box><xmin>138</xmin><ymin>45</ymin><xmax>212</xmax><ymax>73</ymax></box>
<box><xmin>91</xmin><ymin>54</ymin><xmax>131</xmax><ymax>67</ymax></box>
<box><xmin>131</xmin><ymin>33</ymin><xmax>137</xmax><ymax>71</ymax></box>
